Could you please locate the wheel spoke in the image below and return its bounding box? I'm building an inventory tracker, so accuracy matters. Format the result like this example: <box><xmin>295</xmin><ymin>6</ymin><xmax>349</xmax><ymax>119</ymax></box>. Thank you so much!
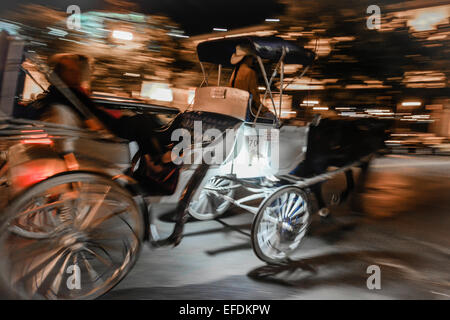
<box><xmin>15</xmin><ymin>199</ymin><xmax>72</xmax><ymax>220</ymax></box>
<box><xmin>47</xmin><ymin>251</ymin><xmax>73</xmax><ymax>298</ymax></box>
<box><xmin>262</xmin><ymin>215</ymin><xmax>278</xmax><ymax>224</ymax></box>
<box><xmin>83</xmin><ymin>246</ymin><xmax>114</xmax><ymax>269</ymax></box>
<box><xmin>267</xmin><ymin>229</ymin><xmax>279</xmax><ymax>244</ymax></box>
<box><xmin>80</xmin><ymin>252</ymin><xmax>104</xmax><ymax>285</ymax></box>
<box><xmin>282</xmin><ymin>193</ymin><xmax>294</xmax><ymax>219</ymax></box>
<box><xmin>290</xmin><ymin>202</ymin><xmax>306</xmax><ymax>218</ymax></box>
<box><xmin>189</xmin><ymin>177</ymin><xmax>234</xmax><ymax>219</ymax></box>
<box><xmin>285</xmin><ymin>194</ymin><xmax>298</xmax><ymax>217</ymax></box>
<box><xmin>280</xmin><ymin>193</ymin><xmax>289</xmax><ymax>219</ymax></box>
<box><xmin>288</xmin><ymin>196</ymin><xmax>304</xmax><ymax>218</ymax></box>
<box><xmin>79</xmin><ymin>186</ymin><xmax>111</xmax><ymax>230</ymax></box>
<box><xmin>83</xmin><ymin>252</ymin><xmax>102</xmax><ymax>280</ymax></box>
<box><xmin>12</xmin><ymin>246</ymin><xmax>68</xmax><ymax>287</ymax></box>
<box><xmin>88</xmin><ymin>206</ymin><xmax>130</xmax><ymax>230</ymax></box>
<box><xmin>259</xmin><ymin>228</ymin><xmax>276</xmax><ymax>241</ymax></box>
<box><xmin>198</xmin><ymin>195</ymin><xmax>209</xmax><ymax>213</ymax></box>
<box><xmin>10</xmin><ymin>239</ymin><xmax>64</xmax><ymax>265</ymax></box>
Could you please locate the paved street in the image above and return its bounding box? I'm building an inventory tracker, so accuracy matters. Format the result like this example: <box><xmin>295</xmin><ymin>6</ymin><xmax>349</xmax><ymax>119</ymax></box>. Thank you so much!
<box><xmin>102</xmin><ymin>155</ymin><xmax>450</xmax><ymax>300</ymax></box>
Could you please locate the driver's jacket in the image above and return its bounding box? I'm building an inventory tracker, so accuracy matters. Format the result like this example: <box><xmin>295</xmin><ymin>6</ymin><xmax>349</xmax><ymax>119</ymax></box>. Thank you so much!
<box><xmin>14</xmin><ymin>86</ymin><xmax>97</xmax><ymax>127</ymax></box>
<box><xmin>13</xmin><ymin>86</ymin><xmax>164</xmax><ymax>158</ymax></box>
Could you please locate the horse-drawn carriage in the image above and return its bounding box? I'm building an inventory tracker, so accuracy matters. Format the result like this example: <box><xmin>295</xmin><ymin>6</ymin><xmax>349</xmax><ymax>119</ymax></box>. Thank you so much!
<box><xmin>0</xmin><ymin>36</ymin><xmax>386</xmax><ymax>299</ymax></box>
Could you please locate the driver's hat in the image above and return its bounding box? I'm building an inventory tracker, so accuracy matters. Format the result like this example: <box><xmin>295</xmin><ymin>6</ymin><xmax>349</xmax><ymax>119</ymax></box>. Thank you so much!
<box><xmin>231</xmin><ymin>44</ymin><xmax>254</xmax><ymax>65</ymax></box>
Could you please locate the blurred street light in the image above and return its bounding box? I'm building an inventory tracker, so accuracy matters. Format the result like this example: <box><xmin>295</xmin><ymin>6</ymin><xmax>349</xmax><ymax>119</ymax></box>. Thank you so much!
<box><xmin>112</xmin><ymin>30</ymin><xmax>133</xmax><ymax>41</ymax></box>
<box><xmin>302</xmin><ymin>100</ymin><xmax>320</xmax><ymax>105</ymax></box>
<box><xmin>402</xmin><ymin>101</ymin><xmax>422</xmax><ymax>107</ymax></box>
<box><xmin>409</xmin><ymin>10</ymin><xmax>447</xmax><ymax>32</ymax></box>
<box><xmin>124</xmin><ymin>72</ymin><xmax>140</xmax><ymax>77</ymax></box>
<box><xmin>167</xmin><ymin>32</ymin><xmax>189</xmax><ymax>38</ymax></box>
<box><xmin>141</xmin><ymin>82</ymin><xmax>173</xmax><ymax>102</ymax></box>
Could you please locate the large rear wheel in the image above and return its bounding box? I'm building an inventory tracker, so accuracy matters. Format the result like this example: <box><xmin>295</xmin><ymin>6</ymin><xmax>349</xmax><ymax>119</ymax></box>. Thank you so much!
<box><xmin>0</xmin><ymin>172</ymin><xmax>144</xmax><ymax>300</ymax></box>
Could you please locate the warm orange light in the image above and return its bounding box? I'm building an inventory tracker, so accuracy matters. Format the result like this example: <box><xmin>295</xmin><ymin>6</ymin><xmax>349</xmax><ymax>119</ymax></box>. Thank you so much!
<box><xmin>20</xmin><ymin>130</ymin><xmax>44</xmax><ymax>133</ymax></box>
<box><xmin>409</xmin><ymin>10</ymin><xmax>447</xmax><ymax>31</ymax></box>
<box><xmin>20</xmin><ymin>139</ymin><xmax>53</xmax><ymax>145</ymax></box>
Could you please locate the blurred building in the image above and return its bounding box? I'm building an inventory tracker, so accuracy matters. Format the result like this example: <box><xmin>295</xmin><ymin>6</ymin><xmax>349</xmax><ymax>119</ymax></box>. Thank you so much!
<box><xmin>0</xmin><ymin>0</ymin><xmax>448</xmax><ymax>134</ymax></box>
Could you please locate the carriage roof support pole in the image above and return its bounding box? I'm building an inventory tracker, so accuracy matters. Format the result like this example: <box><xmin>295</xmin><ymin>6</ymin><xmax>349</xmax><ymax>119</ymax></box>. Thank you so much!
<box><xmin>199</xmin><ymin>61</ymin><xmax>208</xmax><ymax>87</ymax></box>
<box><xmin>279</xmin><ymin>47</ymin><xmax>285</xmax><ymax>120</ymax></box>
<box><xmin>218</xmin><ymin>64</ymin><xmax>222</xmax><ymax>86</ymax></box>
<box><xmin>254</xmin><ymin>51</ymin><xmax>286</xmax><ymax>125</ymax></box>
<box><xmin>282</xmin><ymin>65</ymin><xmax>309</xmax><ymax>91</ymax></box>
<box><xmin>253</xmin><ymin>67</ymin><xmax>278</xmax><ymax>124</ymax></box>
<box><xmin>256</xmin><ymin>56</ymin><xmax>279</xmax><ymax>121</ymax></box>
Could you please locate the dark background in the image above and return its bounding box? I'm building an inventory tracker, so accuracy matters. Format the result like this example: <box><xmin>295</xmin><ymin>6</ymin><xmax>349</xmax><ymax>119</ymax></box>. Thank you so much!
<box><xmin>0</xmin><ymin>0</ymin><xmax>285</xmax><ymax>35</ymax></box>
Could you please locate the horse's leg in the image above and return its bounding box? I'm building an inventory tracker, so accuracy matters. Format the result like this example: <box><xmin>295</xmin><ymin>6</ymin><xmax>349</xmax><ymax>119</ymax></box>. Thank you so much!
<box><xmin>311</xmin><ymin>183</ymin><xmax>330</xmax><ymax>217</ymax></box>
<box><xmin>339</xmin><ymin>169</ymin><xmax>354</xmax><ymax>203</ymax></box>
<box><xmin>355</xmin><ymin>161</ymin><xmax>370</xmax><ymax>193</ymax></box>
<box><xmin>351</xmin><ymin>160</ymin><xmax>371</xmax><ymax>213</ymax></box>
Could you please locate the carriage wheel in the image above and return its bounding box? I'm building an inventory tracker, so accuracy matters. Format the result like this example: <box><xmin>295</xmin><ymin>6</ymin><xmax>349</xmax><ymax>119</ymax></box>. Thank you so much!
<box><xmin>188</xmin><ymin>176</ymin><xmax>235</xmax><ymax>220</ymax></box>
<box><xmin>0</xmin><ymin>172</ymin><xmax>144</xmax><ymax>300</ymax></box>
<box><xmin>251</xmin><ymin>186</ymin><xmax>311</xmax><ymax>264</ymax></box>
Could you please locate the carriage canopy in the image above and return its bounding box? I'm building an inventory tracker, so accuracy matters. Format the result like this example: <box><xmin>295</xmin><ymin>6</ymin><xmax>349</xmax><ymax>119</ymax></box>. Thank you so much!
<box><xmin>196</xmin><ymin>36</ymin><xmax>316</xmax><ymax>67</ymax></box>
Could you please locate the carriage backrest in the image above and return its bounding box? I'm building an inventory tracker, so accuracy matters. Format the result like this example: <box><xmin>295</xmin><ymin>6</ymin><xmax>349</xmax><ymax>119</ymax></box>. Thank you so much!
<box><xmin>192</xmin><ymin>87</ymin><xmax>250</xmax><ymax>121</ymax></box>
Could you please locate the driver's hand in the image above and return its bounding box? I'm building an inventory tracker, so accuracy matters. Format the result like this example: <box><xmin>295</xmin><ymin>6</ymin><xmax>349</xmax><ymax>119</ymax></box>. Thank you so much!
<box><xmin>85</xmin><ymin>118</ymin><xmax>115</xmax><ymax>139</ymax></box>
<box><xmin>85</xmin><ymin>118</ymin><xmax>104</xmax><ymax>131</ymax></box>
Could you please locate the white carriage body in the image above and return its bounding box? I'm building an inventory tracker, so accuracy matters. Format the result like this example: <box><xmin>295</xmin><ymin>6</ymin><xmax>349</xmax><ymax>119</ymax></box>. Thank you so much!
<box><xmin>191</xmin><ymin>86</ymin><xmax>308</xmax><ymax>177</ymax></box>
<box><xmin>156</xmin><ymin>86</ymin><xmax>309</xmax><ymax>203</ymax></box>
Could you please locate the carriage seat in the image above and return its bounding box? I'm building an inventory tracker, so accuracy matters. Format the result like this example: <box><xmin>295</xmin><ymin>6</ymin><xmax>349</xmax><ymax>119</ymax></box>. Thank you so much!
<box><xmin>192</xmin><ymin>86</ymin><xmax>275</xmax><ymax>124</ymax></box>
<box><xmin>192</xmin><ymin>87</ymin><xmax>250</xmax><ymax>121</ymax></box>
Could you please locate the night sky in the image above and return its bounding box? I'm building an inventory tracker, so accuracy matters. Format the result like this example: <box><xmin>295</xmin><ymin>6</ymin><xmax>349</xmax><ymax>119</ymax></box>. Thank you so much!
<box><xmin>0</xmin><ymin>0</ymin><xmax>286</xmax><ymax>35</ymax></box>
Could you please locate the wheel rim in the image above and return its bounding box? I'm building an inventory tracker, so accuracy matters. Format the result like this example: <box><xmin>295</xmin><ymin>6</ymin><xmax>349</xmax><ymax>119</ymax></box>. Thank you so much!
<box><xmin>253</xmin><ymin>187</ymin><xmax>310</xmax><ymax>263</ymax></box>
<box><xmin>188</xmin><ymin>177</ymin><xmax>235</xmax><ymax>220</ymax></box>
<box><xmin>0</xmin><ymin>174</ymin><xmax>143</xmax><ymax>300</ymax></box>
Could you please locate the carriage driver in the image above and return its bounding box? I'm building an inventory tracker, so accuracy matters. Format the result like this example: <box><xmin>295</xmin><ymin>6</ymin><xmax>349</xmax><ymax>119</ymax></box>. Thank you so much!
<box><xmin>229</xmin><ymin>45</ymin><xmax>275</xmax><ymax>121</ymax></box>
<box><xmin>16</xmin><ymin>53</ymin><xmax>168</xmax><ymax>163</ymax></box>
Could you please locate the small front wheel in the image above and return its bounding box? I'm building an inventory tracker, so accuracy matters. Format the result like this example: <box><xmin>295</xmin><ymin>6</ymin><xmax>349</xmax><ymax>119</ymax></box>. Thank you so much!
<box><xmin>251</xmin><ymin>186</ymin><xmax>311</xmax><ymax>264</ymax></box>
<box><xmin>188</xmin><ymin>176</ymin><xmax>235</xmax><ymax>220</ymax></box>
